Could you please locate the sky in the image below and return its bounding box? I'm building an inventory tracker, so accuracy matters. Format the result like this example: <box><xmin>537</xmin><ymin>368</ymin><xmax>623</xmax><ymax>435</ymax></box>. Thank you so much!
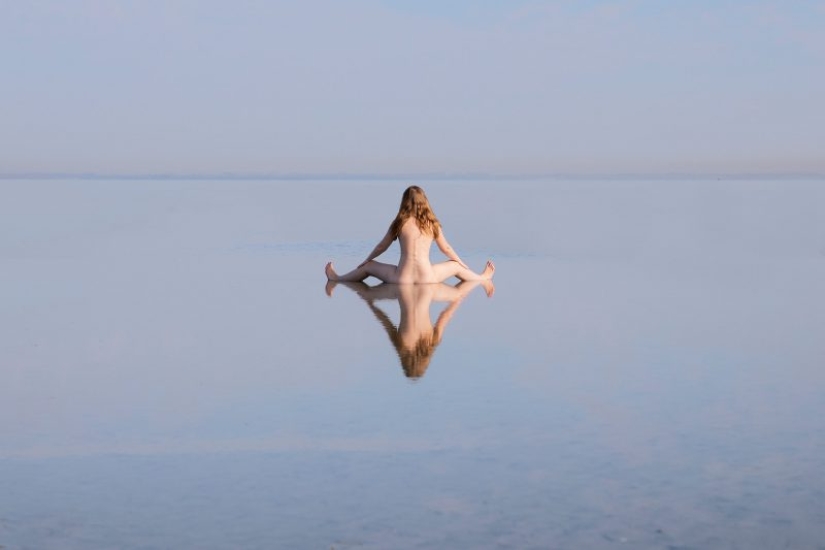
<box><xmin>2</xmin><ymin>0</ymin><xmax>824</xmax><ymax>177</ymax></box>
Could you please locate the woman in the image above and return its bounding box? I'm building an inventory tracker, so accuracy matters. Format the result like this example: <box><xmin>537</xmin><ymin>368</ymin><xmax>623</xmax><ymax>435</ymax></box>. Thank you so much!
<box><xmin>325</xmin><ymin>186</ymin><xmax>495</xmax><ymax>284</ymax></box>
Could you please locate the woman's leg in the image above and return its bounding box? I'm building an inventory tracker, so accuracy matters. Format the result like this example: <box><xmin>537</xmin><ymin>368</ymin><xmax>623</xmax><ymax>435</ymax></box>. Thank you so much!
<box><xmin>325</xmin><ymin>261</ymin><xmax>400</xmax><ymax>283</ymax></box>
<box><xmin>431</xmin><ymin>260</ymin><xmax>495</xmax><ymax>282</ymax></box>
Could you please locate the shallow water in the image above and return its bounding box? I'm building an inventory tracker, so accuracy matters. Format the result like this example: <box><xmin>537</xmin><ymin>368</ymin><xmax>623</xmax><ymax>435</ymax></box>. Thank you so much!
<box><xmin>1</xmin><ymin>178</ymin><xmax>824</xmax><ymax>549</ymax></box>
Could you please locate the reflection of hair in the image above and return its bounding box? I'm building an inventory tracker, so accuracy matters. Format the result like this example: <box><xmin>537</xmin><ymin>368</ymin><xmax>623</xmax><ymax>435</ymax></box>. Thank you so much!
<box><xmin>389</xmin><ymin>186</ymin><xmax>441</xmax><ymax>240</ymax></box>
<box><xmin>396</xmin><ymin>332</ymin><xmax>440</xmax><ymax>379</ymax></box>
<box><xmin>367</xmin><ymin>300</ymin><xmax>441</xmax><ymax>379</ymax></box>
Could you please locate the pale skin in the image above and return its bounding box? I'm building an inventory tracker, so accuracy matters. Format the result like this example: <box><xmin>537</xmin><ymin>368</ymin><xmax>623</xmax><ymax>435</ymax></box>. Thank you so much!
<box><xmin>325</xmin><ymin>218</ymin><xmax>495</xmax><ymax>284</ymax></box>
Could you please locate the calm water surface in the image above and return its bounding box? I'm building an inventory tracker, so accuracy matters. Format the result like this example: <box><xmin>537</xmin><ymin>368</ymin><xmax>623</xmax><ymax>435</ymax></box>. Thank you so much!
<box><xmin>1</xmin><ymin>179</ymin><xmax>824</xmax><ymax>549</ymax></box>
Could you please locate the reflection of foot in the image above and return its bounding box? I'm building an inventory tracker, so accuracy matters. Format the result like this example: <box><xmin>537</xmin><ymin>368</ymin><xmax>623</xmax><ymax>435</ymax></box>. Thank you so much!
<box><xmin>482</xmin><ymin>260</ymin><xmax>495</xmax><ymax>279</ymax></box>
<box><xmin>481</xmin><ymin>279</ymin><xmax>495</xmax><ymax>297</ymax></box>
<box><xmin>325</xmin><ymin>261</ymin><xmax>339</xmax><ymax>281</ymax></box>
<box><xmin>325</xmin><ymin>280</ymin><xmax>338</xmax><ymax>297</ymax></box>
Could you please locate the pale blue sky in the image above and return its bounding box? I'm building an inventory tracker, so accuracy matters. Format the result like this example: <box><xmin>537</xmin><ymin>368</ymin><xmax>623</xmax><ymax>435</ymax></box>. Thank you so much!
<box><xmin>2</xmin><ymin>0</ymin><xmax>823</xmax><ymax>176</ymax></box>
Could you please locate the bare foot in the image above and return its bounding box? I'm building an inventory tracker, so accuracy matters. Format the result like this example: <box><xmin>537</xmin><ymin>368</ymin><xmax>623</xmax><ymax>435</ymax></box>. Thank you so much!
<box><xmin>482</xmin><ymin>260</ymin><xmax>495</xmax><ymax>280</ymax></box>
<box><xmin>481</xmin><ymin>279</ymin><xmax>495</xmax><ymax>297</ymax></box>
<box><xmin>325</xmin><ymin>280</ymin><xmax>338</xmax><ymax>297</ymax></box>
<box><xmin>325</xmin><ymin>261</ymin><xmax>339</xmax><ymax>281</ymax></box>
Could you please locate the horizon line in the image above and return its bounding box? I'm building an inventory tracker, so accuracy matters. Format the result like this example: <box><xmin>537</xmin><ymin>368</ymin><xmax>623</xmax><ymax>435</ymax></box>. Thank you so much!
<box><xmin>1</xmin><ymin>171</ymin><xmax>824</xmax><ymax>182</ymax></box>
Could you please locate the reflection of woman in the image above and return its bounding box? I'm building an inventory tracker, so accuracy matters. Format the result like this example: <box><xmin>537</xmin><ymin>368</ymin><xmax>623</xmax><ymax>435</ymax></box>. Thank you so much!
<box><xmin>325</xmin><ymin>186</ymin><xmax>494</xmax><ymax>284</ymax></box>
<box><xmin>328</xmin><ymin>280</ymin><xmax>492</xmax><ymax>379</ymax></box>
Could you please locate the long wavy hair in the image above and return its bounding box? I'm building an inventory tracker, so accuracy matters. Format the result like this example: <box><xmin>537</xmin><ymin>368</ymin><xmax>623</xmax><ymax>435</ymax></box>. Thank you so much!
<box><xmin>389</xmin><ymin>186</ymin><xmax>441</xmax><ymax>240</ymax></box>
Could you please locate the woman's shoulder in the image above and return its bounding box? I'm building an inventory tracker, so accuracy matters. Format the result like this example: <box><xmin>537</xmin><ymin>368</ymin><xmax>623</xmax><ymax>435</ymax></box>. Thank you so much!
<box><xmin>395</xmin><ymin>218</ymin><xmax>420</xmax><ymax>235</ymax></box>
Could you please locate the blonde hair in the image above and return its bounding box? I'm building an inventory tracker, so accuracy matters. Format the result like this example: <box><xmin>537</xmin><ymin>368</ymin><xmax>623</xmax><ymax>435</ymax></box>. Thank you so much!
<box><xmin>389</xmin><ymin>186</ymin><xmax>441</xmax><ymax>240</ymax></box>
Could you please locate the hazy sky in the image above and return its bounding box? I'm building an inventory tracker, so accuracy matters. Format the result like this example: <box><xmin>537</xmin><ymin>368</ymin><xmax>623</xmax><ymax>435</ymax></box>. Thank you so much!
<box><xmin>2</xmin><ymin>1</ymin><xmax>824</xmax><ymax>176</ymax></box>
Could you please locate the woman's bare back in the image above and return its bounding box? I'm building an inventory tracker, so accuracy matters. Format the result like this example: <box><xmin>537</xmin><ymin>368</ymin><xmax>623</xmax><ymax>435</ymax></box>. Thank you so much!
<box><xmin>396</xmin><ymin>219</ymin><xmax>438</xmax><ymax>283</ymax></box>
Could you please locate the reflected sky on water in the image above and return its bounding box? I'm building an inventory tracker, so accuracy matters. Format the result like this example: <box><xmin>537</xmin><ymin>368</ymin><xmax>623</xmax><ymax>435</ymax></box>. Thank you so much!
<box><xmin>1</xmin><ymin>179</ymin><xmax>824</xmax><ymax>548</ymax></box>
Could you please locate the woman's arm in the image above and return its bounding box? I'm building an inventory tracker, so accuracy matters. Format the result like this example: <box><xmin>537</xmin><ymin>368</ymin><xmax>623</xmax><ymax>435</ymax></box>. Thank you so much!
<box><xmin>435</xmin><ymin>231</ymin><xmax>469</xmax><ymax>269</ymax></box>
<box><xmin>358</xmin><ymin>226</ymin><xmax>395</xmax><ymax>268</ymax></box>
